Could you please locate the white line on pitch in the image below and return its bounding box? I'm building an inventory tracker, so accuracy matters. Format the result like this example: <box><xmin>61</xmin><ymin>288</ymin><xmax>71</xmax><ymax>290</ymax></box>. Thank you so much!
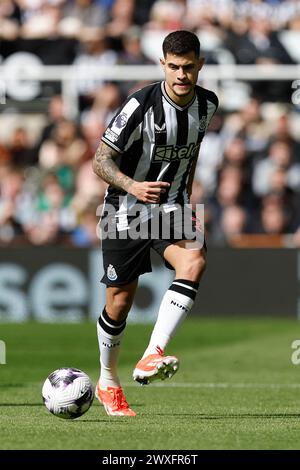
<box><xmin>124</xmin><ymin>382</ymin><xmax>300</xmax><ymax>389</ymax></box>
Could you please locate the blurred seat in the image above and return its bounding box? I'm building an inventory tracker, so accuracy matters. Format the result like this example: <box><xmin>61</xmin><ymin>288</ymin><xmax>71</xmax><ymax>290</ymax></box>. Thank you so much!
<box><xmin>228</xmin><ymin>234</ymin><xmax>285</xmax><ymax>248</ymax></box>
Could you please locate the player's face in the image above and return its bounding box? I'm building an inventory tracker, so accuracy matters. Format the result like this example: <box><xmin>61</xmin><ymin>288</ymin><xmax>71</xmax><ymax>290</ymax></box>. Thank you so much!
<box><xmin>160</xmin><ymin>51</ymin><xmax>204</xmax><ymax>105</ymax></box>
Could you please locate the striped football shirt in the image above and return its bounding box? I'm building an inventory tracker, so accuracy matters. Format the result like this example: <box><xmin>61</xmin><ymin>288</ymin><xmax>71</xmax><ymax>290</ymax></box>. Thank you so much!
<box><xmin>101</xmin><ymin>81</ymin><xmax>218</xmax><ymax>230</ymax></box>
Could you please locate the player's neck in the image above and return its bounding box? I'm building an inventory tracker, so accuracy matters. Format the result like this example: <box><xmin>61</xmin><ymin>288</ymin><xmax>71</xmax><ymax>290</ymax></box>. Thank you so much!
<box><xmin>164</xmin><ymin>81</ymin><xmax>195</xmax><ymax>107</ymax></box>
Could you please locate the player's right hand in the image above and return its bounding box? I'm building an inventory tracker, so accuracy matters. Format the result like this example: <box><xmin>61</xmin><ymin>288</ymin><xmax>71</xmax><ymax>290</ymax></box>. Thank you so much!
<box><xmin>129</xmin><ymin>181</ymin><xmax>170</xmax><ymax>203</ymax></box>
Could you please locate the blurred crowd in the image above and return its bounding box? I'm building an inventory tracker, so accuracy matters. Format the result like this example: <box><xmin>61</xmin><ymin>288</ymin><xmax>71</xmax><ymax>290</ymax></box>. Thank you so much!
<box><xmin>1</xmin><ymin>0</ymin><xmax>300</xmax><ymax>64</ymax></box>
<box><xmin>0</xmin><ymin>0</ymin><xmax>300</xmax><ymax>248</ymax></box>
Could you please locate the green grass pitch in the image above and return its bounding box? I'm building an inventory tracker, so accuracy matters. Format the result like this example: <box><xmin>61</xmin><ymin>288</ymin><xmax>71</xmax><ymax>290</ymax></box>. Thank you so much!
<box><xmin>1</xmin><ymin>317</ymin><xmax>300</xmax><ymax>450</ymax></box>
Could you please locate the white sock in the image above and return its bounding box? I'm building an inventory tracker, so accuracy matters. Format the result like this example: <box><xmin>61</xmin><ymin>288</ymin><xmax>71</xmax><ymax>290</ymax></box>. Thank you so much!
<box><xmin>142</xmin><ymin>279</ymin><xmax>199</xmax><ymax>358</ymax></box>
<box><xmin>97</xmin><ymin>308</ymin><xmax>126</xmax><ymax>388</ymax></box>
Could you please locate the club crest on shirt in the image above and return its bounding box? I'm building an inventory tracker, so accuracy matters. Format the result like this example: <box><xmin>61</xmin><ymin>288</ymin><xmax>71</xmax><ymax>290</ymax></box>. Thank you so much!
<box><xmin>107</xmin><ymin>264</ymin><xmax>118</xmax><ymax>281</ymax></box>
<box><xmin>198</xmin><ymin>116</ymin><xmax>207</xmax><ymax>132</ymax></box>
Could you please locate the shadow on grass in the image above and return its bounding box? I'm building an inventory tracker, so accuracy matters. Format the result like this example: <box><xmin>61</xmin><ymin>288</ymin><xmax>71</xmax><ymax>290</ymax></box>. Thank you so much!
<box><xmin>77</xmin><ymin>419</ymin><xmax>132</xmax><ymax>423</ymax></box>
<box><xmin>0</xmin><ymin>403</ymin><xmax>43</xmax><ymax>406</ymax></box>
<box><xmin>2</xmin><ymin>405</ymin><xmax>297</xmax><ymax>420</ymax></box>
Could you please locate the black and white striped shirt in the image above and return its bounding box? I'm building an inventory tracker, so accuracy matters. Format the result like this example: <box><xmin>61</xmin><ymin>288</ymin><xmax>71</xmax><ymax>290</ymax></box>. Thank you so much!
<box><xmin>101</xmin><ymin>81</ymin><xmax>218</xmax><ymax>229</ymax></box>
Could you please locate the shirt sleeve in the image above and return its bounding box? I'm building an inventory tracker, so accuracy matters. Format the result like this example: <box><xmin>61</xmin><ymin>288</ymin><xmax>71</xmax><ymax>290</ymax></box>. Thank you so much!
<box><xmin>206</xmin><ymin>92</ymin><xmax>219</xmax><ymax>129</ymax></box>
<box><xmin>101</xmin><ymin>96</ymin><xmax>143</xmax><ymax>154</ymax></box>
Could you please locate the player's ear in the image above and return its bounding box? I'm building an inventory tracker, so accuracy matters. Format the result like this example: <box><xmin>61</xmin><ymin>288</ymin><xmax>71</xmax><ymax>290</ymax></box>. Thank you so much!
<box><xmin>198</xmin><ymin>57</ymin><xmax>205</xmax><ymax>71</ymax></box>
<box><xmin>160</xmin><ymin>57</ymin><xmax>166</xmax><ymax>67</ymax></box>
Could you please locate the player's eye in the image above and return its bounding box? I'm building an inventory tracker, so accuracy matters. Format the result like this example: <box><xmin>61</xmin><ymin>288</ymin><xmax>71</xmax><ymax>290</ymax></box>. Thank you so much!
<box><xmin>183</xmin><ymin>65</ymin><xmax>194</xmax><ymax>71</ymax></box>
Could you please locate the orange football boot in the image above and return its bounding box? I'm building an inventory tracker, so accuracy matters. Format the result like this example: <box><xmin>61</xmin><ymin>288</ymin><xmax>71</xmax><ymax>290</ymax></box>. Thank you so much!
<box><xmin>133</xmin><ymin>346</ymin><xmax>179</xmax><ymax>385</ymax></box>
<box><xmin>95</xmin><ymin>382</ymin><xmax>136</xmax><ymax>416</ymax></box>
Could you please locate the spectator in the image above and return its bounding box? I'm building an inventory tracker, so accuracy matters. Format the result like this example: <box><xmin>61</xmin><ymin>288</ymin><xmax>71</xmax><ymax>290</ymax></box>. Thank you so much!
<box><xmin>228</xmin><ymin>16</ymin><xmax>294</xmax><ymax>65</ymax></box>
<box><xmin>73</xmin><ymin>27</ymin><xmax>118</xmax><ymax>103</ymax></box>
<box><xmin>21</xmin><ymin>2</ymin><xmax>62</xmax><ymax>39</ymax></box>
<box><xmin>222</xmin><ymin>97</ymin><xmax>272</xmax><ymax>156</ymax></box>
<box><xmin>38</xmin><ymin>95</ymin><xmax>66</xmax><ymax>147</ymax></box>
<box><xmin>25</xmin><ymin>211</ymin><xmax>64</xmax><ymax>245</ymax></box>
<box><xmin>223</xmin><ymin>137</ymin><xmax>247</xmax><ymax>167</ymax></box>
<box><xmin>269</xmin><ymin>113</ymin><xmax>300</xmax><ymax>161</ymax></box>
<box><xmin>9</xmin><ymin>127</ymin><xmax>37</xmax><ymax>167</ymax></box>
<box><xmin>81</xmin><ymin>82</ymin><xmax>122</xmax><ymax>129</ymax></box>
<box><xmin>39</xmin><ymin>119</ymin><xmax>88</xmax><ymax>172</ymax></box>
<box><xmin>0</xmin><ymin>167</ymin><xmax>27</xmax><ymax>243</ymax></box>
<box><xmin>186</xmin><ymin>0</ymin><xmax>234</xmax><ymax>31</ymax></box>
<box><xmin>209</xmin><ymin>166</ymin><xmax>245</xmax><ymax>239</ymax></box>
<box><xmin>118</xmin><ymin>25</ymin><xmax>155</xmax><ymax>95</ymax></box>
<box><xmin>71</xmin><ymin>200</ymin><xmax>100</xmax><ymax>246</ymax></box>
<box><xmin>0</xmin><ymin>144</ymin><xmax>12</xmax><ymax>165</ymax></box>
<box><xmin>0</xmin><ymin>0</ymin><xmax>20</xmax><ymax>40</ymax></box>
<box><xmin>147</xmin><ymin>0</ymin><xmax>186</xmax><ymax>31</ymax></box>
<box><xmin>133</xmin><ymin>0</ymin><xmax>157</xmax><ymax>26</ymax></box>
<box><xmin>252</xmin><ymin>140</ymin><xmax>300</xmax><ymax>197</ymax></box>
<box><xmin>106</xmin><ymin>0</ymin><xmax>135</xmax><ymax>37</ymax></box>
<box><xmin>34</xmin><ymin>173</ymin><xmax>76</xmax><ymax>233</ymax></box>
<box><xmin>119</xmin><ymin>26</ymin><xmax>154</xmax><ymax>66</ymax></box>
<box><xmin>72</xmin><ymin>159</ymin><xmax>107</xmax><ymax>214</ymax></box>
<box><xmin>80</xmin><ymin>83</ymin><xmax>121</xmax><ymax>155</ymax></box>
<box><xmin>228</xmin><ymin>16</ymin><xmax>295</xmax><ymax>101</ymax></box>
<box><xmin>141</xmin><ymin>0</ymin><xmax>186</xmax><ymax>61</ymax></box>
<box><xmin>259</xmin><ymin>196</ymin><xmax>290</xmax><ymax>234</ymax></box>
<box><xmin>195</xmin><ymin>113</ymin><xmax>224</xmax><ymax>195</ymax></box>
<box><xmin>217</xmin><ymin>204</ymin><xmax>248</xmax><ymax>246</ymax></box>
<box><xmin>60</xmin><ymin>0</ymin><xmax>108</xmax><ymax>38</ymax></box>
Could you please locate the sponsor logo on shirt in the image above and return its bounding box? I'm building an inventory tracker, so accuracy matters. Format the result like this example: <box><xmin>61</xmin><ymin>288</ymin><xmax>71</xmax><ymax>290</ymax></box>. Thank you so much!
<box><xmin>152</xmin><ymin>143</ymin><xmax>200</xmax><ymax>162</ymax></box>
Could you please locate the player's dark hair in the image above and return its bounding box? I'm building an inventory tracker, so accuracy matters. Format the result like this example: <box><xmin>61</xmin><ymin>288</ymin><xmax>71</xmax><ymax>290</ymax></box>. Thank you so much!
<box><xmin>162</xmin><ymin>30</ymin><xmax>200</xmax><ymax>57</ymax></box>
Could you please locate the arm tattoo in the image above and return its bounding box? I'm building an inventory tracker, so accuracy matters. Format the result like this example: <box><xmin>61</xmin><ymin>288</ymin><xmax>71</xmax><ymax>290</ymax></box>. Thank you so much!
<box><xmin>93</xmin><ymin>142</ymin><xmax>134</xmax><ymax>192</ymax></box>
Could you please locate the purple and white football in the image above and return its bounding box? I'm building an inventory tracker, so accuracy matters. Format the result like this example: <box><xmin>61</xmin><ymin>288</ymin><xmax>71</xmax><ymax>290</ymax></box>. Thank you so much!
<box><xmin>42</xmin><ymin>367</ymin><xmax>94</xmax><ymax>419</ymax></box>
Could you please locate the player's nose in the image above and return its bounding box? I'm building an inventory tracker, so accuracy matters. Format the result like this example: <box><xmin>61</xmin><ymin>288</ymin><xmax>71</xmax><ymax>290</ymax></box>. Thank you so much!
<box><xmin>177</xmin><ymin>67</ymin><xmax>186</xmax><ymax>80</ymax></box>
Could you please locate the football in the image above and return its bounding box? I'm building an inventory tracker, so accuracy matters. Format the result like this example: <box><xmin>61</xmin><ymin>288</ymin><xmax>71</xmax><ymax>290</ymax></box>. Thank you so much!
<box><xmin>42</xmin><ymin>367</ymin><xmax>94</xmax><ymax>419</ymax></box>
